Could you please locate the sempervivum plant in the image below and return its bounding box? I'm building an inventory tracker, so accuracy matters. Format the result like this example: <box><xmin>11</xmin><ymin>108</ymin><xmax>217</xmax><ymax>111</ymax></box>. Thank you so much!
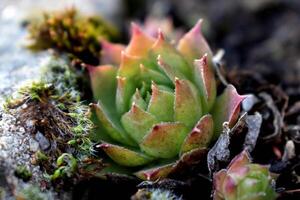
<box><xmin>213</xmin><ymin>151</ymin><xmax>277</xmax><ymax>200</ymax></box>
<box><xmin>87</xmin><ymin>20</ymin><xmax>246</xmax><ymax>180</ymax></box>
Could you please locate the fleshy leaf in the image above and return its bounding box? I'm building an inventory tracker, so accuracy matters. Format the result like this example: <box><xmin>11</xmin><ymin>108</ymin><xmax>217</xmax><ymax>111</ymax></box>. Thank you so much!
<box><xmin>134</xmin><ymin>163</ymin><xmax>174</xmax><ymax>181</ymax></box>
<box><xmin>89</xmin><ymin>103</ymin><xmax>135</xmax><ymax>146</ymax></box>
<box><xmin>222</xmin><ymin>175</ymin><xmax>237</xmax><ymax>200</ymax></box>
<box><xmin>194</xmin><ymin>54</ymin><xmax>216</xmax><ymax>112</ymax></box>
<box><xmin>147</xmin><ymin>82</ymin><xmax>174</xmax><ymax>122</ymax></box>
<box><xmin>125</xmin><ymin>23</ymin><xmax>155</xmax><ymax>57</ymax></box>
<box><xmin>130</xmin><ymin>89</ymin><xmax>147</xmax><ymax>110</ymax></box>
<box><xmin>157</xmin><ymin>54</ymin><xmax>185</xmax><ymax>82</ymax></box>
<box><xmin>100</xmin><ymin>40</ymin><xmax>125</xmax><ymax>65</ymax></box>
<box><xmin>214</xmin><ymin>169</ymin><xmax>227</xmax><ymax>199</ymax></box>
<box><xmin>174</xmin><ymin>78</ymin><xmax>202</xmax><ymax>128</ymax></box>
<box><xmin>140</xmin><ymin>64</ymin><xmax>172</xmax><ymax>86</ymax></box>
<box><xmin>151</xmin><ymin>31</ymin><xmax>192</xmax><ymax>80</ymax></box>
<box><xmin>87</xmin><ymin>65</ymin><xmax>117</xmax><ymax>106</ymax></box>
<box><xmin>228</xmin><ymin>150</ymin><xmax>251</xmax><ymax>174</ymax></box>
<box><xmin>140</xmin><ymin>122</ymin><xmax>189</xmax><ymax>158</ymax></box>
<box><xmin>116</xmin><ymin>76</ymin><xmax>135</xmax><ymax>115</ymax></box>
<box><xmin>177</xmin><ymin>19</ymin><xmax>212</xmax><ymax>64</ymax></box>
<box><xmin>118</xmin><ymin>52</ymin><xmax>141</xmax><ymax>79</ymax></box>
<box><xmin>180</xmin><ymin>114</ymin><xmax>213</xmax><ymax>154</ymax></box>
<box><xmin>121</xmin><ymin>103</ymin><xmax>158</xmax><ymax>143</ymax></box>
<box><xmin>211</xmin><ymin>84</ymin><xmax>246</xmax><ymax>139</ymax></box>
<box><xmin>99</xmin><ymin>143</ymin><xmax>154</xmax><ymax>167</ymax></box>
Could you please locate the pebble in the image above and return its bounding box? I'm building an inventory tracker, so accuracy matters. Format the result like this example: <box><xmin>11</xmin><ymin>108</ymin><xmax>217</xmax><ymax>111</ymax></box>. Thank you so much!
<box><xmin>29</xmin><ymin>138</ymin><xmax>39</xmax><ymax>152</ymax></box>
<box><xmin>35</xmin><ymin>131</ymin><xmax>50</xmax><ymax>151</ymax></box>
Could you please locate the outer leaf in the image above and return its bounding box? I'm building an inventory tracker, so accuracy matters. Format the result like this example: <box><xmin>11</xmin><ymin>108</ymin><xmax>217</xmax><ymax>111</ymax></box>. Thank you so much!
<box><xmin>99</xmin><ymin>143</ymin><xmax>154</xmax><ymax>167</ymax></box>
<box><xmin>100</xmin><ymin>40</ymin><xmax>125</xmax><ymax>65</ymax></box>
<box><xmin>121</xmin><ymin>103</ymin><xmax>158</xmax><ymax>143</ymax></box>
<box><xmin>211</xmin><ymin>84</ymin><xmax>246</xmax><ymax>139</ymax></box>
<box><xmin>174</xmin><ymin>78</ymin><xmax>202</xmax><ymax>128</ymax></box>
<box><xmin>194</xmin><ymin>54</ymin><xmax>216</xmax><ymax>112</ymax></box>
<box><xmin>180</xmin><ymin>114</ymin><xmax>213</xmax><ymax>154</ymax></box>
<box><xmin>134</xmin><ymin>163</ymin><xmax>174</xmax><ymax>181</ymax></box>
<box><xmin>147</xmin><ymin>82</ymin><xmax>174</xmax><ymax>122</ymax></box>
<box><xmin>89</xmin><ymin>103</ymin><xmax>135</xmax><ymax>146</ymax></box>
<box><xmin>177</xmin><ymin>19</ymin><xmax>212</xmax><ymax>64</ymax></box>
<box><xmin>125</xmin><ymin>23</ymin><xmax>155</xmax><ymax>57</ymax></box>
<box><xmin>118</xmin><ymin>52</ymin><xmax>141</xmax><ymax>79</ymax></box>
<box><xmin>151</xmin><ymin>31</ymin><xmax>192</xmax><ymax>80</ymax></box>
<box><xmin>140</xmin><ymin>122</ymin><xmax>189</xmax><ymax>158</ymax></box>
<box><xmin>87</xmin><ymin>65</ymin><xmax>117</xmax><ymax>106</ymax></box>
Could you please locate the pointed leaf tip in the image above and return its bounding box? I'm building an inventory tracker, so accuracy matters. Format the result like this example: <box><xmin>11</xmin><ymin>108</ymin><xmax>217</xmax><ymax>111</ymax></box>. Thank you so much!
<box><xmin>134</xmin><ymin>163</ymin><xmax>174</xmax><ymax>180</ymax></box>
<box><xmin>126</xmin><ymin>22</ymin><xmax>155</xmax><ymax>57</ymax></box>
<box><xmin>180</xmin><ymin>114</ymin><xmax>213</xmax><ymax>154</ymax></box>
<box><xmin>228</xmin><ymin>150</ymin><xmax>251</xmax><ymax>173</ymax></box>
<box><xmin>140</xmin><ymin>122</ymin><xmax>188</xmax><ymax>158</ymax></box>
<box><xmin>177</xmin><ymin>19</ymin><xmax>212</xmax><ymax>64</ymax></box>
<box><xmin>212</xmin><ymin>84</ymin><xmax>246</xmax><ymax>138</ymax></box>
<box><xmin>100</xmin><ymin>39</ymin><xmax>125</xmax><ymax>65</ymax></box>
<box><xmin>194</xmin><ymin>53</ymin><xmax>216</xmax><ymax>111</ymax></box>
<box><xmin>99</xmin><ymin>143</ymin><xmax>154</xmax><ymax>167</ymax></box>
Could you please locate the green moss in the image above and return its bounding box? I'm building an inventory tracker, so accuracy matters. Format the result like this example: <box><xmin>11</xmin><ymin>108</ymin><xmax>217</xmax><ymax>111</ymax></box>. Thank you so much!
<box><xmin>18</xmin><ymin>186</ymin><xmax>47</xmax><ymax>200</ymax></box>
<box><xmin>35</xmin><ymin>151</ymin><xmax>48</xmax><ymax>163</ymax></box>
<box><xmin>27</xmin><ymin>8</ymin><xmax>119</xmax><ymax>64</ymax></box>
<box><xmin>14</xmin><ymin>166</ymin><xmax>32</xmax><ymax>182</ymax></box>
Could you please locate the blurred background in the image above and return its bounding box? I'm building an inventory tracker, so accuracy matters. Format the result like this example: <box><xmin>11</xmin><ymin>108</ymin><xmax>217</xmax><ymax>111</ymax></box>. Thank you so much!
<box><xmin>1</xmin><ymin>0</ymin><xmax>300</xmax><ymax>88</ymax></box>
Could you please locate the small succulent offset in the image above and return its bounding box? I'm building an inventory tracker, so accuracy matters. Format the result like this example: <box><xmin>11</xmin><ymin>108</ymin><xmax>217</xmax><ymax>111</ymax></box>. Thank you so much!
<box><xmin>213</xmin><ymin>151</ymin><xmax>277</xmax><ymax>200</ymax></box>
<box><xmin>88</xmin><ymin>20</ymin><xmax>246</xmax><ymax>180</ymax></box>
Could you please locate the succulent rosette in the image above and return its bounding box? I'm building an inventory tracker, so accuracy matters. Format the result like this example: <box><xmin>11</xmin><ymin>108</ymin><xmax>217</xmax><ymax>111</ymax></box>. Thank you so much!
<box><xmin>88</xmin><ymin>20</ymin><xmax>246</xmax><ymax>180</ymax></box>
<box><xmin>213</xmin><ymin>151</ymin><xmax>277</xmax><ymax>200</ymax></box>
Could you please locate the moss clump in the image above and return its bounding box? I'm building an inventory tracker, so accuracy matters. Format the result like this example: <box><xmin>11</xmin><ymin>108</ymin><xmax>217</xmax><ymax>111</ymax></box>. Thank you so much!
<box><xmin>17</xmin><ymin>186</ymin><xmax>48</xmax><ymax>200</ymax></box>
<box><xmin>6</xmin><ymin>57</ymin><xmax>99</xmax><ymax>185</ymax></box>
<box><xmin>27</xmin><ymin>8</ymin><xmax>119</xmax><ymax>65</ymax></box>
<box><xmin>14</xmin><ymin>166</ymin><xmax>32</xmax><ymax>182</ymax></box>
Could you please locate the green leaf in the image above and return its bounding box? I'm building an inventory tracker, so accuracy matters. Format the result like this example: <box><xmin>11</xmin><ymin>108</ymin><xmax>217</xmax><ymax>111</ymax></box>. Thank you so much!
<box><xmin>121</xmin><ymin>103</ymin><xmax>158</xmax><ymax>143</ymax></box>
<box><xmin>90</xmin><ymin>103</ymin><xmax>135</xmax><ymax>146</ymax></box>
<box><xmin>130</xmin><ymin>89</ymin><xmax>147</xmax><ymax>110</ymax></box>
<box><xmin>140</xmin><ymin>122</ymin><xmax>189</xmax><ymax>158</ymax></box>
<box><xmin>134</xmin><ymin>163</ymin><xmax>174</xmax><ymax>181</ymax></box>
<box><xmin>147</xmin><ymin>82</ymin><xmax>174</xmax><ymax>122</ymax></box>
<box><xmin>151</xmin><ymin>31</ymin><xmax>192</xmax><ymax>81</ymax></box>
<box><xmin>180</xmin><ymin>114</ymin><xmax>213</xmax><ymax>154</ymax></box>
<box><xmin>100</xmin><ymin>143</ymin><xmax>154</xmax><ymax>167</ymax></box>
<box><xmin>87</xmin><ymin>65</ymin><xmax>117</xmax><ymax>111</ymax></box>
<box><xmin>174</xmin><ymin>78</ymin><xmax>202</xmax><ymax>129</ymax></box>
<box><xmin>211</xmin><ymin>84</ymin><xmax>246</xmax><ymax>139</ymax></box>
<box><xmin>116</xmin><ymin>76</ymin><xmax>135</xmax><ymax>115</ymax></box>
<box><xmin>140</xmin><ymin>63</ymin><xmax>172</xmax><ymax>86</ymax></box>
<box><xmin>194</xmin><ymin>54</ymin><xmax>216</xmax><ymax>112</ymax></box>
